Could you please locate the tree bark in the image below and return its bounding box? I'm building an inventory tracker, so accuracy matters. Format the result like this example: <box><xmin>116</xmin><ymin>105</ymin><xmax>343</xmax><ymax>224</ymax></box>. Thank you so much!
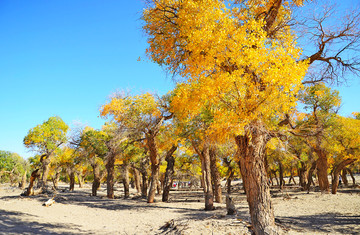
<box><xmin>92</xmin><ymin>163</ymin><xmax>101</xmax><ymax>196</ymax></box>
<box><xmin>305</xmin><ymin>161</ymin><xmax>317</xmax><ymax>192</ymax></box>
<box><xmin>210</xmin><ymin>147</ymin><xmax>222</xmax><ymax>203</ymax></box>
<box><xmin>278</xmin><ymin>161</ymin><xmax>285</xmax><ymax>189</ymax></box>
<box><xmin>131</xmin><ymin>167</ymin><xmax>141</xmax><ymax>194</ymax></box>
<box><xmin>39</xmin><ymin>155</ymin><xmax>51</xmax><ymax>190</ymax></box>
<box><xmin>69</xmin><ymin>170</ymin><xmax>75</xmax><ymax>191</ymax></box>
<box><xmin>342</xmin><ymin>169</ymin><xmax>349</xmax><ymax>186</ymax></box>
<box><xmin>25</xmin><ymin>169</ymin><xmax>40</xmax><ymax>196</ymax></box>
<box><xmin>162</xmin><ymin>145</ymin><xmax>177</xmax><ymax>202</ymax></box>
<box><xmin>106</xmin><ymin>153</ymin><xmax>116</xmax><ymax>199</ymax></box>
<box><xmin>77</xmin><ymin>172</ymin><xmax>85</xmax><ymax>188</ymax></box>
<box><xmin>139</xmin><ymin>158</ymin><xmax>148</xmax><ymax>197</ymax></box>
<box><xmin>235</xmin><ymin>122</ymin><xmax>277</xmax><ymax>235</ymax></box>
<box><xmin>297</xmin><ymin>161</ymin><xmax>307</xmax><ymax>190</ymax></box>
<box><xmin>122</xmin><ymin>163</ymin><xmax>130</xmax><ymax>198</ymax></box>
<box><xmin>146</xmin><ymin>133</ymin><xmax>160</xmax><ymax>203</ymax></box>
<box><xmin>52</xmin><ymin>168</ymin><xmax>61</xmax><ymax>190</ymax></box>
<box><xmin>315</xmin><ymin>149</ymin><xmax>330</xmax><ymax>193</ymax></box>
<box><xmin>347</xmin><ymin>168</ymin><xmax>356</xmax><ymax>186</ymax></box>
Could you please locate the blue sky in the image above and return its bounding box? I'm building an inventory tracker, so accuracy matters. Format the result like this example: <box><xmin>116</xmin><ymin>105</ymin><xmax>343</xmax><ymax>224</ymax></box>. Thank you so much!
<box><xmin>0</xmin><ymin>0</ymin><xmax>359</xmax><ymax>159</ymax></box>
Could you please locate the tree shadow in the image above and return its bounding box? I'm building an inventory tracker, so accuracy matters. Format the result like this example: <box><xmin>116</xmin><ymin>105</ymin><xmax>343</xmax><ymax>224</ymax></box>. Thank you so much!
<box><xmin>277</xmin><ymin>213</ymin><xmax>360</xmax><ymax>234</ymax></box>
<box><xmin>0</xmin><ymin>209</ymin><xmax>83</xmax><ymax>234</ymax></box>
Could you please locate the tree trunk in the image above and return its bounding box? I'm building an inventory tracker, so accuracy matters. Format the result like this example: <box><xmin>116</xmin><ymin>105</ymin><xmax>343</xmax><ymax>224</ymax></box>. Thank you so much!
<box><xmin>77</xmin><ymin>173</ymin><xmax>85</xmax><ymax>188</ymax></box>
<box><xmin>278</xmin><ymin>161</ymin><xmax>285</xmax><ymax>189</ymax></box>
<box><xmin>347</xmin><ymin>168</ymin><xmax>356</xmax><ymax>186</ymax></box>
<box><xmin>122</xmin><ymin>163</ymin><xmax>130</xmax><ymax>198</ymax></box>
<box><xmin>342</xmin><ymin>169</ymin><xmax>349</xmax><ymax>186</ymax></box>
<box><xmin>223</xmin><ymin>157</ymin><xmax>234</xmax><ymax>194</ymax></box>
<box><xmin>202</xmin><ymin>145</ymin><xmax>214</xmax><ymax>210</ymax></box>
<box><xmin>235</xmin><ymin>122</ymin><xmax>277</xmax><ymax>235</ymax></box>
<box><xmin>69</xmin><ymin>170</ymin><xmax>75</xmax><ymax>191</ymax></box>
<box><xmin>305</xmin><ymin>161</ymin><xmax>317</xmax><ymax>192</ymax></box>
<box><xmin>162</xmin><ymin>145</ymin><xmax>177</xmax><ymax>202</ymax></box>
<box><xmin>106</xmin><ymin>153</ymin><xmax>116</xmax><ymax>199</ymax></box>
<box><xmin>20</xmin><ymin>171</ymin><xmax>27</xmax><ymax>190</ymax></box>
<box><xmin>132</xmin><ymin>167</ymin><xmax>141</xmax><ymax>193</ymax></box>
<box><xmin>52</xmin><ymin>168</ymin><xmax>61</xmax><ymax>190</ymax></box>
<box><xmin>315</xmin><ymin>149</ymin><xmax>329</xmax><ymax>193</ymax></box>
<box><xmin>297</xmin><ymin>162</ymin><xmax>307</xmax><ymax>190</ymax></box>
<box><xmin>146</xmin><ymin>133</ymin><xmax>160</xmax><ymax>203</ymax></box>
<box><xmin>210</xmin><ymin>148</ymin><xmax>222</xmax><ymax>203</ymax></box>
<box><xmin>25</xmin><ymin>169</ymin><xmax>40</xmax><ymax>196</ymax></box>
<box><xmin>139</xmin><ymin>158</ymin><xmax>148</xmax><ymax>197</ymax></box>
<box><xmin>331</xmin><ymin>159</ymin><xmax>355</xmax><ymax>194</ymax></box>
<box><xmin>39</xmin><ymin>155</ymin><xmax>51</xmax><ymax>190</ymax></box>
<box><xmin>92</xmin><ymin>163</ymin><xmax>101</xmax><ymax>196</ymax></box>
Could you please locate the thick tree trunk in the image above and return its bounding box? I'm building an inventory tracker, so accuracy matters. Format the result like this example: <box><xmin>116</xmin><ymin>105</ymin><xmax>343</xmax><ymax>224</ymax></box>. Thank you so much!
<box><xmin>122</xmin><ymin>163</ymin><xmax>130</xmax><ymax>198</ymax></box>
<box><xmin>25</xmin><ymin>169</ymin><xmax>40</xmax><ymax>196</ymax></box>
<box><xmin>69</xmin><ymin>170</ymin><xmax>75</xmax><ymax>191</ymax></box>
<box><xmin>315</xmin><ymin>148</ymin><xmax>329</xmax><ymax>193</ymax></box>
<box><xmin>235</xmin><ymin>122</ymin><xmax>277</xmax><ymax>235</ymax></box>
<box><xmin>39</xmin><ymin>156</ymin><xmax>51</xmax><ymax>190</ymax></box>
<box><xmin>210</xmin><ymin>148</ymin><xmax>222</xmax><ymax>203</ymax></box>
<box><xmin>92</xmin><ymin>164</ymin><xmax>101</xmax><ymax>196</ymax></box>
<box><xmin>331</xmin><ymin>159</ymin><xmax>355</xmax><ymax>194</ymax></box>
<box><xmin>162</xmin><ymin>145</ymin><xmax>177</xmax><ymax>202</ymax></box>
<box><xmin>146</xmin><ymin>133</ymin><xmax>159</xmax><ymax>203</ymax></box>
<box><xmin>106</xmin><ymin>153</ymin><xmax>116</xmax><ymax>199</ymax></box>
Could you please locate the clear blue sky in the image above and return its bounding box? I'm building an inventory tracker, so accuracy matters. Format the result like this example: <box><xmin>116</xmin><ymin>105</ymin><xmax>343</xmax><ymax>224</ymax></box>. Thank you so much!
<box><xmin>0</xmin><ymin>0</ymin><xmax>359</xmax><ymax>159</ymax></box>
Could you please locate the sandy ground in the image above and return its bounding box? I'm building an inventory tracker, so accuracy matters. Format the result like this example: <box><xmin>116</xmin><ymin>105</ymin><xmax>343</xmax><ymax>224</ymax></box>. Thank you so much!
<box><xmin>0</xmin><ymin>179</ymin><xmax>359</xmax><ymax>235</ymax></box>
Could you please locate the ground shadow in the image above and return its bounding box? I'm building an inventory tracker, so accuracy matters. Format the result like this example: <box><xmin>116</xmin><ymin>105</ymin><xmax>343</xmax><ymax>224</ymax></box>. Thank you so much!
<box><xmin>0</xmin><ymin>209</ymin><xmax>84</xmax><ymax>234</ymax></box>
<box><xmin>277</xmin><ymin>212</ymin><xmax>360</xmax><ymax>234</ymax></box>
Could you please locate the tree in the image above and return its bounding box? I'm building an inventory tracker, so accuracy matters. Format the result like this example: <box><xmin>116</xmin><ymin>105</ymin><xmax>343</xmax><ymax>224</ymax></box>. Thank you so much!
<box><xmin>0</xmin><ymin>151</ymin><xmax>29</xmax><ymax>187</ymax></box>
<box><xmin>23</xmin><ymin>116</ymin><xmax>69</xmax><ymax>191</ymax></box>
<box><xmin>101</xmin><ymin>92</ymin><xmax>172</xmax><ymax>203</ymax></box>
<box><xmin>328</xmin><ymin>115</ymin><xmax>360</xmax><ymax>194</ymax></box>
<box><xmin>143</xmin><ymin>0</ymin><xmax>308</xmax><ymax>232</ymax></box>
<box><xmin>80</xmin><ymin>127</ymin><xmax>108</xmax><ymax>196</ymax></box>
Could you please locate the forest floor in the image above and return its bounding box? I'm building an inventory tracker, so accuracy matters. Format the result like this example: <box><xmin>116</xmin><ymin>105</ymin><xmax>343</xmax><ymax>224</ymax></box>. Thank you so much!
<box><xmin>0</xmin><ymin>177</ymin><xmax>360</xmax><ymax>235</ymax></box>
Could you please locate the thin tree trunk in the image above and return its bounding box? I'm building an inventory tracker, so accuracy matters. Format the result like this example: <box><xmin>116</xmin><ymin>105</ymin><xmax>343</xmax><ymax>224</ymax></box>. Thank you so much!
<box><xmin>202</xmin><ymin>145</ymin><xmax>214</xmax><ymax>210</ymax></box>
<box><xmin>235</xmin><ymin>122</ymin><xmax>277</xmax><ymax>235</ymax></box>
<box><xmin>297</xmin><ymin>162</ymin><xmax>307</xmax><ymax>190</ymax></box>
<box><xmin>223</xmin><ymin>157</ymin><xmax>234</xmax><ymax>194</ymax></box>
<box><xmin>69</xmin><ymin>170</ymin><xmax>75</xmax><ymax>191</ymax></box>
<box><xmin>278</xmin><ymin>161</ymin><xmax>285</xmax><ymax>189</ymax></box>
<box><xmin>210</xmin><ymin>147</ymin><xmax>222</xmax><ymax>203</ymax></box>
<box><xmin>92</xmin><ymin>163</ymin><xmax>101</xmax><ymax>196</ymax></box>
<box><xmin>123</xmin><ymin>163</ymin><xmax>130</xmax><ymax>198</ymax></box>
<box><xmin>140</xmin><ymin>159</ymin><xmax>148</xmax><ymax>197</ymax></box>
<box><xmin>305</xmin><ymin>161</ymin><xmax>317</xmax><ymax>192</ymax></box>
<box><xmin>342</xmin><ymin>169</ymin><xmax>349</xmax><ymax>186</ymax></box>
<box><xmin>77</xmin><ymin>172</ymin><xmax>85</xmax><ymax>188</ymax></box>
<box><xmin>347</xmin><ymin>168</ymin><xmax>356</xmax><ymax>186</ymax></box>
<box><xmin>106</xmin><ymin>153</ymin><xmax>116</xmax><ymax>199</ymax></box>
<box><xmin>162</xmin><ymin>145</ymin><xmax>177</xmax><ymax>202</ymax></box>
<box><xmin>52</xmin><ymin>168</ymin><xmax>61</xmax><ymax>190</ymax></box>
<box><xmin>132</xmin><ymin>167</ymin><xmax>141</xmax><ymax>194</ymax></box>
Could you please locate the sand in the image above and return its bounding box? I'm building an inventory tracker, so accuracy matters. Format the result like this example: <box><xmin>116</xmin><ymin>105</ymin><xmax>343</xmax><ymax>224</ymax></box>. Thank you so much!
<box><xmin>0</xmin><ymin>180</ymin><xmax>359</xmax><ymax>235</ymax></box>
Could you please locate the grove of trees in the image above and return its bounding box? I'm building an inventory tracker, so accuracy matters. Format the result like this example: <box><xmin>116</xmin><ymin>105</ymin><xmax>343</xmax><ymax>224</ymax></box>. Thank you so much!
<box><xmin>2</xmin><ymin>1</ymin><xmax>359</xmax><ymax>235</ymax></box>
